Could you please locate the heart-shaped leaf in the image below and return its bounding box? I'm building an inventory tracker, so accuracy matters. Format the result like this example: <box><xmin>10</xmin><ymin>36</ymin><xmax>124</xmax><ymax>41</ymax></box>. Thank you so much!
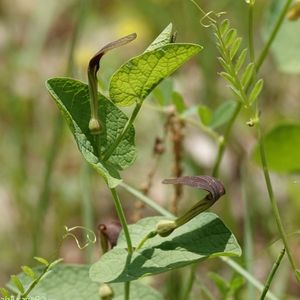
<box><xmin>8</xmin><ymin>265</ymin><xmax>163</xmax><ymax>300</ymax></box>
<box><xmin>46</xmin><ymin>78</ymin><xmax>136</xmax><ymax>188</ymax></box>
<box><xmin>109</xmin><ymin>43</ymin><xmax>202</xmax><ymax>106</ymax></box>
<box><xmin>90</xmin><ymin>213</ymin><xmax>241</xmax><ymax>283</ymax></box>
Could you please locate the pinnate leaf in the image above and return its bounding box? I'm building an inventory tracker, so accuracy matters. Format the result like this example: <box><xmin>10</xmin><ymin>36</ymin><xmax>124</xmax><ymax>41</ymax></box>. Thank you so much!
<box><xmin>109</xmin><ymin>43</ymin><xmax>202</xmax><ymax>106</ymax></box>
<box><xmin>46</xmin><ymin>78</ymin><xmax>136</xmax><ymax>188</ymax></box>
<box><xmin>90</xmin><ymin>213</ymin><xmax>241</xmax><ymax>283</ymax></box>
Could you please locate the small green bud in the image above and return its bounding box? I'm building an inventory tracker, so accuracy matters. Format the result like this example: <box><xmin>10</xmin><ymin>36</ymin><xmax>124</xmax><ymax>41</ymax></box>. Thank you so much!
<box><xmin>99</xmin><ymin>283</ymin><xmax>114</xmax><ymax>300</ymax></box>
<box><xmin>156</xmin><ymin>220</ymin><xmax>177</xmax><ymax>237</ymax></box>
<box><xmin>89</xmin><ymin>118</ymin><xmax>102</xmax><ymax>134</ymax></box>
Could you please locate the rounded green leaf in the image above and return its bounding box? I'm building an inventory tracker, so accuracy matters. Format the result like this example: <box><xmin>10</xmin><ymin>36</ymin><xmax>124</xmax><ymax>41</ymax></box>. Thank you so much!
<box><xmin>46</xmin><ymin>78</ymin><xmax>136</xmax><ymax>188</ymax></box>
<box><xmin>109</xmin><ymin>43</ymin><xmax>202</xmax><ymax>106</ymax></box>
<box><xmin>90</xmin><ymin>213</ymin><xmax>241</xmax><ymax>283</ymax></box>
<box><xmin>8</xmin><ymin>265</ymin><xmax>163</xmax><ymax>300</ymax></box>
<box><xmin>264</xmin><ymin>0</ymin><xmax>300</xmax><ymax>74</ymax></box>
<box><xmin>253</xmin><ymin>123</ymin><xmax>300</xmax><ymax>173</ymax></box>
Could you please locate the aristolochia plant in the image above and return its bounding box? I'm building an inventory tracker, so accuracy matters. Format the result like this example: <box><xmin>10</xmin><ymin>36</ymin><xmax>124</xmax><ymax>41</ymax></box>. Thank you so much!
<box><xmin>1</xmin><ymin>24</ymin><xmax>241</xmax><ymax>300</ymax></box>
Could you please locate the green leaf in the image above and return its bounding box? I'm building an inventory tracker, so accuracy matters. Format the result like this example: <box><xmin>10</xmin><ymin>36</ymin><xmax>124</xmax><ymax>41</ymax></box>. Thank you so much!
<box><xmin>235</xmin><ymin>48</ymin><xmax>248</xmax><ymax>73</ymax></box>
<box><xmin>248</xmin><ymin>79</ymin><xmax>264</xmax><ymax>105</ymax></box>
<box><xmin>8</xmin><ymin>265</ymin><xmax>163</xmax><ymax>300</ymax></box>
<box><xmin>146</xmin><ymin>23</ymin><xmax>173</xmax><ymax>52</ymax></box>
<box><xmin>229</xmin><ymin>37</ymin><xmax>242</xmax><ymax>60</ymax></box>
<box><xmin>34</xmin><ymin>257</ymin><xmax>49</xmax><ymax>266</ymax></box>
<box><xmin>209</xmin><ymin>272</ymin><xmax>229</xmax><ymax>294</ymax></box>
<box><xmin>21</xmin><ymin>266</ymin><xmax>36</xmax><ymax>279</ymax></box>
<box><xmin>219</xmin><ymin>72</ymin><xmax>237</xmax><ymax>87</ymax></box>
<box><xmin>109</xmin><ymin>43</ymin><xmax>202</xmax><ymax>106</ymax></box>
<box><xmin>224</xmin><ymin>29</ymin><xmax>237</xmax><ymax>47</ymax></box>
<box><xmin>10</xmin><ymin>275</ymin><xmax>24</xmax><ymax>294</ymax></box>
<box><xmin>220</xmin><ymin>19</ymin><xmax>230</xmax><ymax>37</ymax></box>
<box><xmin>264</xmin><ymin>0</ymin><xmax>300</xmax><ymax>73</ymax></box>
<box><xmin>198</xmin><ymin>105</ymin><xmax>213</xmax><ymax>126</ymax></box>
<box><xmin>46</xmin><ymin>78</ymin><xmax>136</xmax><ymax>188</ymax></box>
<box><xmin>0</xmin><ymin>287</ymin><xmax>10</xmax><ymax>298</ymax></box>
<box><xmin>253</xmin><ymin>123</ymin><xmax>300</xmax><ymax>173</ymax></box>
<box><xmin>152</xmin><ymin>78</ymin><xmax>173</xmax><ymax>106</ymax></box>
<box><xmin>90</xmin><ymin>213</ymin><xmax>241</xmax><ymax>283</ymax></box>
<box><xmin>172</xmin><ymin>91</ymin><xmax>186</xmax><ymax>114</ymax></box>
<box><xmin>210</xmin><ymin>101</ymin><xmax>238</xmax><ymax>129</ymax></box>
<box><xmin>241</xmin><ymin>62</ymin><xmax>255</xmax><ymax>87</ymax></box>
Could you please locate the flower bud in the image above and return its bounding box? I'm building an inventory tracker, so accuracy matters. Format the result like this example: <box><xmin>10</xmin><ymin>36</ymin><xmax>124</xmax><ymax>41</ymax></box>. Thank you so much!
<box><xmin>89</xmin><ymin>118</ymin><xmax>102</xmax><ymax>135</ymax></box>
<box><xmin>99</xmin><ymin>283</ymin><xmax>114</xmax><ymax>300</ymax></box>
<box><xmin>156</xmin><ymin>220</ymin><xmax>177</xmax><ymax>237</ymax></box>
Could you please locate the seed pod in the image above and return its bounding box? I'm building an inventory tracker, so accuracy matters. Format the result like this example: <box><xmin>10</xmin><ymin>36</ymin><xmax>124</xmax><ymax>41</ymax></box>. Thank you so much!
<box><xmin>287</xmin><ymin>1</ymin><xmax>300</xmax><ymax>21</ymax></box>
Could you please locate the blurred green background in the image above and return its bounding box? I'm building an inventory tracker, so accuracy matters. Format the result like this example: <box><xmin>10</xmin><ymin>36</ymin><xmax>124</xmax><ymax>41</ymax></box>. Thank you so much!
<box><xmin>1</xmin><ymin>0</ymin><xmax>300</xmax><ymax>299</ymax></box>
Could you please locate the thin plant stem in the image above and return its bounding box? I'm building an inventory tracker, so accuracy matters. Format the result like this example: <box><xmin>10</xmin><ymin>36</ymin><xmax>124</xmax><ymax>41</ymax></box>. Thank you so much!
<box><xmin>242</xmin><ymin>170</ymin><xmax>255</xmax><ymax>300</ymax></box>
<box><xmin>120</xmin><ymin>182</ymin><xmax>174</xmax><ymax>217</ymax></box>
<box><xmin>32</xmin><ymin>0</ymin><xmax>89</xmax><ymax>256</ymax></box>
<box><xmin>32</xmin><ymin>115</ymin><xmax>63</xmax><ymax>256</ymax></box>
<box><xmin>248</xmin><ymin>1</ymin><xmax>255</xmax><ymax>63</ymax></box>
<box><xmin>255</xmin><ymin>0</ymin><xmax>293</xmax><ymax>71</ymax></box>
<box><xmin>121</xmin><ymin>181</ymin><xmax>280</xmax><ymax>300</ymax></box>
<box><xmin>103</xmin><ymin>102</ymin><xmax>142</xmax><ymax>161</ymax></box>
<box><xmin>260</xmin><ymin>249</ymin><xmax>285</xmax><ymax>300</ymax></box>
<box><xmin>256</xmin><ymin>122</ymin><xmax>297</xmax><ymax>274</ymax></box>
<box><xmin>212</xmin><ymin>102</ymin><xmax>241</xmax><ymax>177</ymax></box>
<box><xmin>182</xmin><ymin>263</ymin><xmax>197</xmax><ymax>300</ymax></box>
<box><xmin>109</xmin><ymin>188</ymin><xmax>133</xmax><ymax>254</ymax></box>
<box><xmin>80</xmin><ymin>163</ymin><xmax>94</xmax><ymax>263</ymax></box>
<box><xmin>221</xmin><ymin>257</ymin><xmax>279</xmax><ymax>300</ymax></box>
<box><xmin>124</xmin><ymin>281</ymin><xmax>130</xmax><ymax>300</ymax></box>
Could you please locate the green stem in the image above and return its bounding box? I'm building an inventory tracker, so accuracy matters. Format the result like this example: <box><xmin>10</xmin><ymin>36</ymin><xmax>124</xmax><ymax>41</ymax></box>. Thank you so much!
<box><xmin>32</xmin><ymin>0</ymin><xmax>88</xmax><ymax>256</ymax></box>
<box><xmin>109</xmin><ymin>188</ymin><xmax>133</xmax><ymax>254</ymax></box>
<box><xmin>248</xmin><ymin>1</ymin><xmax>255</xmax><ymax>63</ymax></box>
<box><xmin>136</xmin><ymin>231</ymin><xmax>157</xmax><ymax>250</ymax></box>
<box><xmin>120</xmin><ymin>182</ymin><xmax>174</xmax><ymax>217</ymax></box>
<box><xmin>260</xmin><ymin>249</ymin><xmax>285</xmax><ymax>300</ymax></box>
<box><xmin>32</xmin><ymin>115</ymin><xmax>63</xmax><ymax>256</ymax></box>
<box><xmin>125</xmin><ymin>281</ymin><xmax>130</xmax><ymax>300</ymax></box>
<box><xmin>255</xmin><ymin>0</ymin><xmax>293</xmax><ymax>71</ymax></box>
<box><xmin>122</xmin><ymin>182</ymin><xmax>280</xmax><ymax>300</ymax></box>
<box><xmin>182</xmin><ymin>263</ymin><xmax>197</xmax><ymax>300</ymax></box>
<box><xmin>80</xmin><ymin>163</ymin><xmax>94</xmax><ymax>263</ymax></box>
<box><xmin>212</xmin><ymin>102</ymin><xmax>241</xmax><ymax>177</ymax></box>
<box><xmin>256</xmin><ymin>122</ymin><xmax>297</xmax><ymax>273</ymax></box>
<box><xmin>220</xmin><ymin>257</ymin><xmax>279</xmax><ymax>300</ymax></box>
<box><xmin>103</xmin><ymin>102</ymin><xmax>142</xmax><ymax>161</ymax></box>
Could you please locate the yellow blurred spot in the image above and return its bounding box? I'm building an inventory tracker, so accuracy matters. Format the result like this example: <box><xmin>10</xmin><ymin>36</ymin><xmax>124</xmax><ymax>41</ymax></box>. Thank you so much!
<box><xmin>74</xmin><ymin>48</ymin><xmax>94</xmax><ymax>71</ymax></box>
<box><xmin>114</xmin><ymin>18</ymin><xmax>151</xmax><ymax>44</ymax></box>
<box><xmin>287</xmin><ymin>1</ymin><xmax>300</xmax><ymax>21</ymax></box>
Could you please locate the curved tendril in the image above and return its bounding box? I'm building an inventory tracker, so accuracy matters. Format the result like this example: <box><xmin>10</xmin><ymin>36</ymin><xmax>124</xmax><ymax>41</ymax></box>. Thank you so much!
<box><xmin>63</xmin><ymin>226</ymin><xmax>97</xmax><ymax>250</ymax></box>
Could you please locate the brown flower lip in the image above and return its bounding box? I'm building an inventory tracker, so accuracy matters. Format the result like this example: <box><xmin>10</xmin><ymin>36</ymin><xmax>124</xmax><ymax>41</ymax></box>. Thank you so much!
<box><xmin>162</xmin><ymin>175</ymin><xmax>225</xmax><ymax>202</ymax></box>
